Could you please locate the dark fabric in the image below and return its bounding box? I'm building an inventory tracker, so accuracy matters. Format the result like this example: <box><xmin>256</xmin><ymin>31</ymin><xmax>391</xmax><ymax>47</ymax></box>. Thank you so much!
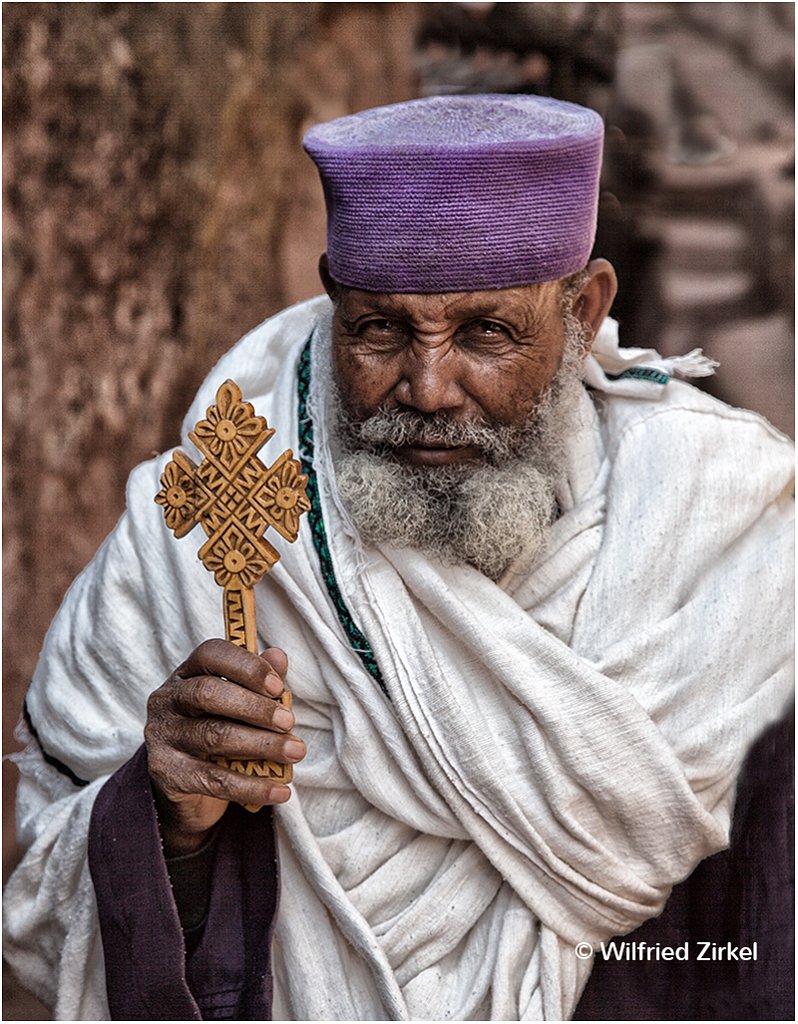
<box><xmin>574</xmin><ymin>714</ymin><xmax>794</xmax><ymax>1021</ymax></box>
<box><xmin>165</xmin><ymin>826</ymin><xmax>221</xmax><ymax>951</ymax></box>
<box><xmin>88</xmin><ymin>745</ymin><xmax>279</xmax><ymax>1021</ymax></box>
<box><xmin>184</xmin><ymin>802</ymin><xmax>279</xmax><ymax>1020</ymax></box>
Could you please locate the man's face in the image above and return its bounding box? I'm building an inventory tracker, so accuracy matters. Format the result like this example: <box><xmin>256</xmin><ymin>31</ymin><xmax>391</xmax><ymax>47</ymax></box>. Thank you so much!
<box><xmin>325</xmin><ymin>275</ymin><xmax>593</xmax><ymax>580</ymax></box>
<box><xmin>330</xmin><ymin>280</ymin><xmax>571</xmax><ymax>465</ymax></box>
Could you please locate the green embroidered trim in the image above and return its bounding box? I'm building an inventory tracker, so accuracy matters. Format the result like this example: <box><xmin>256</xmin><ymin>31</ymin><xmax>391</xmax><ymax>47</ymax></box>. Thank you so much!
<box><xmin>606</xmin><ymin>366</ymin><xmax>670</xmax><ymax>386</ymax></box>
<box><xmin>296</xmin><ymin>335</ymin><xmax>389</xmax><ymax>699</ymax></box>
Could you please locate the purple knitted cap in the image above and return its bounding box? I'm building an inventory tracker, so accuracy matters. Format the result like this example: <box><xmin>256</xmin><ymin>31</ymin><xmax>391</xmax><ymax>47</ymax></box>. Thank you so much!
<box><xmin>303</xmin><ymin>94</ymin><xmax>604</xmax><ymax>293</ymax></box>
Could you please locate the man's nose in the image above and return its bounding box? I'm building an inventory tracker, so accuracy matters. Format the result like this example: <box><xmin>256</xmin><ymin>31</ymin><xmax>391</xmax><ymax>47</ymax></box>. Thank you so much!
<box><xmin>394</xmin><ymin>350</ymin><xmax>465</xmax><ymax>414</ymax></box>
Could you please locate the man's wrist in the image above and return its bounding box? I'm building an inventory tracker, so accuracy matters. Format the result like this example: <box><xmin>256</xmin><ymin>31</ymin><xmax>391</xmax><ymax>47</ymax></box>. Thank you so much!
<box><xmin>151</xmin><ymin>783</ymin><xmax>218</xmax><ymax>857</ymax></box>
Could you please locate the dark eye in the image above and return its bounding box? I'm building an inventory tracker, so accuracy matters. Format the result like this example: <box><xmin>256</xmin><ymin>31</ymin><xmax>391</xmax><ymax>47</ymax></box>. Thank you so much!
<box><xmin>474</xmin><ymin>320</ymin><xmax>508</xmax><ymax>336</ymax></box>
<box><xmin>358</xmin><ymin>319</ymin><xmax>409</xmax><ymax>348</ymax></box>
<box><xmin>457</xmin><ymin>319</ymin><xmax>513</xmax><ymax>351</ymax></box>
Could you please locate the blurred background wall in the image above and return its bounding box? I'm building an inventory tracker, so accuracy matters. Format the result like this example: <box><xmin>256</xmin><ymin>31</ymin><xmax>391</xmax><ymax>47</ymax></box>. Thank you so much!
<box><xmin>3</xmin><ymin>3</ymin><xmax>793</xmax><ymax>1017</ymax></box>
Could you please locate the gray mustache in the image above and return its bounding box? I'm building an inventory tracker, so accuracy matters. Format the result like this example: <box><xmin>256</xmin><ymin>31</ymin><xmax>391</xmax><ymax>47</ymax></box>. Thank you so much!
<box><xmin>342</xmin><ymin>408</ymin><xmax>531</xmax><ymax>462</ymax></box>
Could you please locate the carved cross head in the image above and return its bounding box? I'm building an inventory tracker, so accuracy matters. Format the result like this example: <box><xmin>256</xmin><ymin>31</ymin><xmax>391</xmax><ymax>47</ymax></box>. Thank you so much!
<box><xmin>155</xmin><ymin>379</ymin><xmax>311</xmax><ymax>597</ymax></box>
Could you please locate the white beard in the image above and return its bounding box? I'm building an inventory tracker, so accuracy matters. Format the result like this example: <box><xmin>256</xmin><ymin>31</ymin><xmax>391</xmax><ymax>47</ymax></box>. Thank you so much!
<box><xmin>332</xmin><ymin>322</ymin><xmax>589</xmax><ymax>580</ymax></box>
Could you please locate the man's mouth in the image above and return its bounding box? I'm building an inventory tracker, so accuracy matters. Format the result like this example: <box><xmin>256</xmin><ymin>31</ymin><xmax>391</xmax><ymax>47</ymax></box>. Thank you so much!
<box><xmin>396</xmin><ymin>442</ymin><xmax>482</xmax><ymax>466</ymax></box>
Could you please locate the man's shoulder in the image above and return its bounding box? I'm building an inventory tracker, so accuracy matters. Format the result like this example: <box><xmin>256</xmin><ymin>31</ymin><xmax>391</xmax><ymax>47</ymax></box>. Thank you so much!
<box><xmin>598</xmin><ymin>379</ymin><xmax>793</xmax><ymax>469</ymax></box>
<box><xmin>592</xmin><ymin>381</ymin><xmax>794</xmax><ymax>538</ymax></box>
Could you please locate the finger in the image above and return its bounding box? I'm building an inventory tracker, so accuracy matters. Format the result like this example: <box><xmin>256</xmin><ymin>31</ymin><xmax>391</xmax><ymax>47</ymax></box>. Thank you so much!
<box><xmin>178</xmin><ymin>639</ymin><xmax>281</xmax><ymax>697</ymax></box>
<box><xmin>172</xmin><ymin>675</ymin><xmax>296</xmax><ymax>732</ymax></box>
<box><xmin>261</xmin><ymin>646</ymin><xmax>288</xmax><ymax>681</ymax></box>
<box><xmin>175</xmin><ymin>717</ymin><xmax>307</xmax><ymax>763</ymax></box>
<box><xmin>155</xmin><ymin>748</ymin><xmax>293</xmax><ymax>808</ymax></box>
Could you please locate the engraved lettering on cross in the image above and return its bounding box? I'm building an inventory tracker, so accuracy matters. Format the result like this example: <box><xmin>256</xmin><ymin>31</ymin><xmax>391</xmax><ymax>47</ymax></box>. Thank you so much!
<box><xmin>155</xmin><ymin>379</ymin><xmax>310</xmax><ymax>788</ymax></box>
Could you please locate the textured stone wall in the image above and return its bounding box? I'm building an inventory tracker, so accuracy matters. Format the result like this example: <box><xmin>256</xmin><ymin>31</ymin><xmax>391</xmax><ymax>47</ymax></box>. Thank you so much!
<box><xmin>3</xmin><ymin>2</ymin><xmax>419</xmax><ymax>880</ymax></box>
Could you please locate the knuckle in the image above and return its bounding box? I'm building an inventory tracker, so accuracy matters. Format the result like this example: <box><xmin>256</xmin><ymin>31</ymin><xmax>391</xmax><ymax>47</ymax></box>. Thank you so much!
<box><xmin>146</xmin><ymin>685</ymin><xmax>169</xmax><ymax>715</ymax></box>
<box><xmin>195</xmin><ymin>717</ymin><xmax>228</xmax><ymax>753</ymax></box>
<box><xmin>201</xmin><ymin>763</ymin><xmax>229</xmax><ymax>795</ymax></box>
<box><xmin>144</xmin><ymin>705</ymin><xmax>172</xmax><ymax>746</ymax></box>
<box><xmin>183</xmin><ymin>674</ymin><xmax>212</xmax><ymax>708</ymax></box>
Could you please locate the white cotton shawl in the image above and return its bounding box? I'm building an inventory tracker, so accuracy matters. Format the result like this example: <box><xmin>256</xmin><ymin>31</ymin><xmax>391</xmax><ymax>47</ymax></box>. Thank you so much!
<box><xmin>4</xmin><ymin>296</ymin><xmax>794</xmax><ymax>1021</ymax></box>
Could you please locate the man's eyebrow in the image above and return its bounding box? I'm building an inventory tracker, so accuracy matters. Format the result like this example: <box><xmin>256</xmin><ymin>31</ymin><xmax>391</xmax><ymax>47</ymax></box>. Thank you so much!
<box><xmin>447</xmin><ymin>299</ymin><xmax>550</xmax><ymax>334</ymax></box>
<box><xmin>337</xmin><ymin>308</ymin><xmax>408</xmax><ymax>332</ymax></box>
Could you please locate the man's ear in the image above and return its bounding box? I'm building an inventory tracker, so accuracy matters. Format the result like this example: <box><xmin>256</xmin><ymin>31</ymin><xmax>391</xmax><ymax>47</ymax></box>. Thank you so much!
<box><xmin>572</xmin><ymin>258</ymin><xmax>618</xmax><ymax>354</ymax></box>
<box><xmin>318</xmin><ymin>253</ymin><xmax>338</xmax><ymax>300</ymax></box>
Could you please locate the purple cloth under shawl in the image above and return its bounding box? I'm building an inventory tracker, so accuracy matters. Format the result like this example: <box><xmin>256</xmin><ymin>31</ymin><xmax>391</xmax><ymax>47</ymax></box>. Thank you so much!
<box><xmin>88</xmin><ymin>746</ymin><xmax>277</xmax><ymax>1020</ymax></box>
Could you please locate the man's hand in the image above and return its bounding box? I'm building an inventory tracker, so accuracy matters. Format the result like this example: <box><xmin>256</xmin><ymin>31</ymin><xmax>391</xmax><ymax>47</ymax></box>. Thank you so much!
<box><xmin>145</xmin><ymin>639</ymin><xmax>306</xmax><ymax>856</ymax></box>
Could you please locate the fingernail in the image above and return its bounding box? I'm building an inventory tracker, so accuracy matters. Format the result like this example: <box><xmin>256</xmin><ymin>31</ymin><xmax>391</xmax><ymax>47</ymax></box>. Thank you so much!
<box><xmin>284</xmin><ymin>739</ymin><xmax>305</xmax><ymax>761</ymax></box>
<box><xmin>273</xmin><ymin>707</ymin><xmax>294</xmax><ymax>731</ymax></box>
<box><xmin>271</xmin><ymin>786</ymin><xmax>291</xmax><ymax>803</ymax></box>
<box><xmin>265</xmin><ymin>672</ymin><xmax>283</xmax><ymax>697</ymax></box>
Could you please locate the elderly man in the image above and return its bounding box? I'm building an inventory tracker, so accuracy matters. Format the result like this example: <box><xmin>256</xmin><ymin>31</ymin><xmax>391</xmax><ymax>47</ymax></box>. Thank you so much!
<box><xmin>4</xmin><ymin>95</ymin><xmax>793</xmax><ymax>1021</ymax></box>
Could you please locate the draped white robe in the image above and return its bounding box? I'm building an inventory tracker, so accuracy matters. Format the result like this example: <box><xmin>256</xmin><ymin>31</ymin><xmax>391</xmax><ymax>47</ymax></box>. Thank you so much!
<box><xmin>4</xmin><ymin>296</ymin><xmax>794</xmax><ymax>1020</ymax></box>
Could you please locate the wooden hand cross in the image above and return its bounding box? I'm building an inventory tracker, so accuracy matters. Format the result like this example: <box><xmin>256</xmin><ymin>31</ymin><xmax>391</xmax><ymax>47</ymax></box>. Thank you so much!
<box><xmin>155</xmin><ymin>379</ymin><xmax>310</xmax><ymax>787</ymax></box>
